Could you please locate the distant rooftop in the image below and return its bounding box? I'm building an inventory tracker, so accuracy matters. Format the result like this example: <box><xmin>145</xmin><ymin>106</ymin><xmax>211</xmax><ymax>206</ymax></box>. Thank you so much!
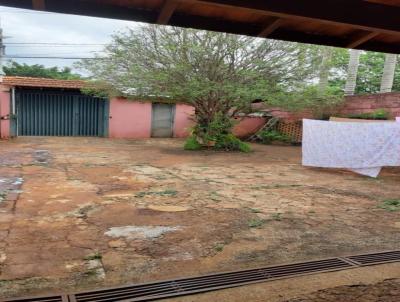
<box><xmin>1</xmin><ymin>76</ymin><xmax>85</xmax><ymax>89</ymax></box>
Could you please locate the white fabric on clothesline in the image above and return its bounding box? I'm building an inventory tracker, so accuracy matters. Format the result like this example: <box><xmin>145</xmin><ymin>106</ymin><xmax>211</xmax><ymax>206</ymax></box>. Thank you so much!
<box><xmin>302</xmin><ymin>119</ymin><xmax>400</xmax><ymax>177</ymax></box>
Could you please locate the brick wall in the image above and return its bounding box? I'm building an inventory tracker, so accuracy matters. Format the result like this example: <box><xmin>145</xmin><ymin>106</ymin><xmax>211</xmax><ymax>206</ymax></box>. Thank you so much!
<box><xmin>253</xmin><ymin>92</ymin><xmax>400</xmax><ymax>121</ymax></box>
<box><xmin>338</xmin><ymin>92</ymin><xmax>400</xmax><ymax>118</ymax></box>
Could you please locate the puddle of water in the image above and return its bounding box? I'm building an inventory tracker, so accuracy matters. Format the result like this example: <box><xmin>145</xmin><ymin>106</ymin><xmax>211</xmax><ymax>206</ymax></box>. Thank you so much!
<box><xmin>104</xmin><ymin>225</ymin><xmax>181</xmax><ymax>240</ymax></box>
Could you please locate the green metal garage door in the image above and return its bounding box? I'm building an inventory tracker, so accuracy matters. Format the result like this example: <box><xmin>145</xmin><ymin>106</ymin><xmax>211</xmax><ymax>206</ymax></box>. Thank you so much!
<box><xmin>16</xmin><ymin>89</ymin><xmax>109</xmax><ymax>137</ymax></box>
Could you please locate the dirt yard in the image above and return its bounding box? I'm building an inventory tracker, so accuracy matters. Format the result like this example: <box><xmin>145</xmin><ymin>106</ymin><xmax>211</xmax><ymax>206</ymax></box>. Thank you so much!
<box><xmin>0</xmin><ymin>137</ymin><xmax>399</xmax><ymax>299</ymax></box>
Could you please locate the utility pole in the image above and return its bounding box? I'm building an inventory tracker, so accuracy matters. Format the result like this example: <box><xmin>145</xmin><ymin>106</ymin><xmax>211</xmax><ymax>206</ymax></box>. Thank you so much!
<box><xmin>0</xmin><ymin>17</ymin><xmax>5</xmax><ymax>77</ymax></box>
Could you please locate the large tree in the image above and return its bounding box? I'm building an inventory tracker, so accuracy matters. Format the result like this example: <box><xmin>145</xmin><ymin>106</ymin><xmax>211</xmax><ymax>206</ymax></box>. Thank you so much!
<box><xmin>4</xmin><ymin>61</ymin><xmax>81</xmax><ymax>80</ymax></box>
<box><xmin>78</xmin><ymin>25</ymin><xmax>317</xmax><ymax>148</ymax></box>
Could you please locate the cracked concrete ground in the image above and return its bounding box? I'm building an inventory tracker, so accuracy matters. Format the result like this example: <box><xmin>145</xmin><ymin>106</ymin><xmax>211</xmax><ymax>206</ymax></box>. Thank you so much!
<box><xmin>0</xmin><ymin>137</ymin><xmax>399</xmax><ymax>299</ymax></box>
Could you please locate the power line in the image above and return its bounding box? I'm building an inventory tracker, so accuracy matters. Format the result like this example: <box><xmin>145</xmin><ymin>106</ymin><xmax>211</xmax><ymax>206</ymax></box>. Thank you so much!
<box><xmin>4</xmin><ymin>56</ymin><xmax>104</xmax><ymax>59</ymax></box>
<box><xmin>6</xmin><ymin>45</ymin><xmax>106</xmax><ymax>48</ymax></box>
<box><xmin>5</xmin><ymin>42</ymin><xmax>108</xmax><ymax>45</ymax></box>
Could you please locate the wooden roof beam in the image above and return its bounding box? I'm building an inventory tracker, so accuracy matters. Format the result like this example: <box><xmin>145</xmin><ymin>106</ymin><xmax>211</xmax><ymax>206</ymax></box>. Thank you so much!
<box><xmin>258</xmin><ymin>17</ymin><xmax>283</xmax><ymax>38</ymax></box>
<box><xmin>32</xmin><ymin>0</ymin><xmax>45</xmax><ymax>10</ymax></box>
<box><xmin>157</xmin><ymin>0</ymin><xmax>179</xmax><ymax>25</ymax></box>
<box><xmin>193</xmin><ymin>0</ymin><xmax>400</xmax><ymax>36</ymax></box>
<box><xmin>347</xmin><ymin>31</ymin><xmax>380</xmax><ymax>48</ymax></box>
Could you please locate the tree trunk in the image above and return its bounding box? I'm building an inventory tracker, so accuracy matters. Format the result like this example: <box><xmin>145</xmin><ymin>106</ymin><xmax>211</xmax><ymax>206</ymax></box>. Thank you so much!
<box><xmin>318</xmin><ymin>47</ymin><xmax>333</xmax><ymax>94</ymax></box>
<box><xmin>344</xmin><ymin>49</ymin><xmax>361</xmax><ymax>96</ymax></box>
<box><xmin>380</xmin><ymin>53</ymin><xmax>397</xmax><ymax>93</ymax></box>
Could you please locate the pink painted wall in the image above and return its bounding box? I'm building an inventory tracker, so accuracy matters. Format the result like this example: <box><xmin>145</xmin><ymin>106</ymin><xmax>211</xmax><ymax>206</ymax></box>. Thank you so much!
<box><xmin>174</xmin><ymin>104</ymin><xmax>195</xmax><ymax>138</ymax></box>
<box><xmin>0</xmin><ymin>87</ymin><xmax>10</xmax><ymax>139</ymax></box>
<box><xmin>233</xmin><ymin>117</ymin><xmax>267</xmax><ymax>138</ymax></box>
<box><xmin>109</xmin><ymin>98</ymin><xmax>152</xmax><ymax>138</ymax></box>
<box><xmin>109</xmin><ymin>98</ymin><xmax>269</xmax><ymax>139</ymax></box>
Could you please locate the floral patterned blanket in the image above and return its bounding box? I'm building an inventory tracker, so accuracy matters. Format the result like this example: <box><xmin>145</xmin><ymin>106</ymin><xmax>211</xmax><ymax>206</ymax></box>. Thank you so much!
<box><xmin>302</xmin><ymin>119</ymin><xmax>400</xmax><ymax>177</ymax></box>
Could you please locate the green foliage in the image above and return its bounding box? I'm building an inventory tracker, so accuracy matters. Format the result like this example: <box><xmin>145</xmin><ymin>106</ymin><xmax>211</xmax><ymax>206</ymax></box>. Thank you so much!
<box><xmin>259</xmin><ymin>130</ymin><xmax>291</xmax><ymax>145</ymax></box>
<box><xmin>238</xmin><ymin>141</ymin><xmax>252</xmax><ymax>153</ymax></box>
<box><xmin>77</xmin><ymin>25</ymin><xmax>322</xmax><ymax>152</ymax></box>
<box><xmin>214</xmin><ymin>134</ymin><xmax>251</xmax><ymax>152</ymax></box>
<box><xmin>348</xmin><ymin>109</ymin><xmax>390</xmax><ymax>120</ymax></box>
<box><xmin>192</xmin><ymin>113</ymin><xmax>251</xmax><ymax>152</ymax></box>
<box><xmin>4</xmin><ymin>61</ymin><xmax>81</xmax><ymax>79</ymax></box>
<box><xmin>184</xmin><ymin>136</ymin><xmax>202</xmax><ymax>151</ymax></box>
<box><xmin>265</xmin><ymin>85</ymin><xmax>344</xmax><ymax>114</ymax></box>
<box><xmin>329</xmin><ymin>51</ymin><xmax>400</xmax><ymax>94</ymax></box>
<box><xmin>378</xmin><ymin>199</ymin><xmax>400</xmax><ymax>212</ymax></box>
<box><xmin>194</xmin><ymin>113</ymin><xmax>234</xmax><ymax>143</ymax></box>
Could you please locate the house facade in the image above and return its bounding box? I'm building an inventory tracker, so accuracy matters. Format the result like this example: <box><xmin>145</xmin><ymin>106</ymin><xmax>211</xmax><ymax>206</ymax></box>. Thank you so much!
<box><xmin>0</xmin><ymin>76</ymin><xmax>266</xmax><ymax>139</ymax></box>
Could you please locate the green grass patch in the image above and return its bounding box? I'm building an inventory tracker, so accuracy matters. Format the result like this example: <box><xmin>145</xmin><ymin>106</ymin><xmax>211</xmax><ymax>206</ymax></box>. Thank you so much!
<box><xmin>84</xmin><ymin>251</ymin><xmax>102</xmax><ymax>261</ymax></box>
<box><xmin>214</xmin><ymin>243</ymin><xmax>225</xmax><ymax>252</ymax></box>
<box><xmin>184</xmin><ymin>136</ymin><xmax>202</xmax><ymax>151</ymax></box>
<box><xmin>248</xmin><ymin>218</ymin><xmax>266</xmax><ymax>228</ymax></box>
<box><xmin>135</xmin><ymin>189</ymin><xmax>178</xmax><ymax>198</ymax></box>
<box><xmin>378</xmin><ymin>199</ymin><xmax>400</xmax><ymax>212</ymax></box>
<box><xmin>271</xmin><ymin>213</ymin><xmax>282</xmax><ymax>221</ymax></box>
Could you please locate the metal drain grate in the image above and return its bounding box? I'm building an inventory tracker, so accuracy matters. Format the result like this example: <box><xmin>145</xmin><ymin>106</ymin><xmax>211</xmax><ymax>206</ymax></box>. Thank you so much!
<box><xmin>3</xmin><ymin>295</ymin><xmax>69</xmax><ymax>302</ymax></box>
<box><xmin>347</xmin><ymin>250</ymin><xmax>400</xmax><ymax>266</ymax></box>
<box><xmin>71</xmin><ymin>258</ymin><xmax>353</xmax><ymax>302</ymax></box>
<box><xmin>4</xmin><ymin>250</ymin><xmax>400</xmax><ymax>302</ymax></box>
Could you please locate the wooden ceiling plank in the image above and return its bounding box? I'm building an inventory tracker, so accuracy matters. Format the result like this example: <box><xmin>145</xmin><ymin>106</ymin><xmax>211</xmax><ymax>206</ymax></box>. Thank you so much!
<box><xmin>32</xmin><ymin>0</ymin><xmax>46</xmax><ymax>10</ymax></box>
<box><xmin>347</xmin><ymin>31</ymin><xmax>380</xmax><ymax>48</ymax></box>
<box><xmin>190</xmin><ymin>0</ymin><xmax>400</xmax><ymax>36</ymax></box>
<box><xmin>258</xmin><ymin>17</ymin><xmax>282</xmax><ymax>38</ymax></box>
<box><xmin>157</xmin><ymin>0</ymin><xmax>179</xmax><ymax>25</ymax></box>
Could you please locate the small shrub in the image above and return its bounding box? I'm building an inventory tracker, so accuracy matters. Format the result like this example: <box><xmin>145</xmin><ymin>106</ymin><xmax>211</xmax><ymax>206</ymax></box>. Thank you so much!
<box><xmin>248</xmin><ymin>218</ymin><xmax>266</xmax><ymax>228</ymax></box>
<box><xmin>378</xmin><ymin>199</ymin><xmax>400</xmax><ymax>212</ymax></box>
<box><xmin>214</xmin><ymin>134</ymin><xmax>252</xmax><ymax>152</ymax></box>
<box><xmin>184</xmin><ymin>136</ymin><xmax>202</xmax><ymax>151</ymax></box>
<box><xmin>259</xmin><ymin>130</ymin><xmax>291</xmax><ymax>145</ymax></box>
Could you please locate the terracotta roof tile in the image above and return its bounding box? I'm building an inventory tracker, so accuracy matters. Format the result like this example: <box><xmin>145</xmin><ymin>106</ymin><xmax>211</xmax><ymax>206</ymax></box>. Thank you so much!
<box><xmin>1</xmin><ymin>76</ymin><xmax>85</xmax><ymax>89</ymax></box>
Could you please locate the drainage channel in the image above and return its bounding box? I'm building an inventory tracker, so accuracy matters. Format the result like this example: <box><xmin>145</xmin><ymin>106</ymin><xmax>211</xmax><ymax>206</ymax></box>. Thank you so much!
<box><xmin>4</xmin><ymin>250</ymin><xmax>400</xmax><ymax>302</ymax></box>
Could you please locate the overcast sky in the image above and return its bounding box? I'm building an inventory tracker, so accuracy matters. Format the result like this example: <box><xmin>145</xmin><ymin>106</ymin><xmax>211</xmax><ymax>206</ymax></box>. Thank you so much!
<box><xmin>0</xmin><ymin>5</ymin><xmax>141</xmax><ymax>73</ymax></box>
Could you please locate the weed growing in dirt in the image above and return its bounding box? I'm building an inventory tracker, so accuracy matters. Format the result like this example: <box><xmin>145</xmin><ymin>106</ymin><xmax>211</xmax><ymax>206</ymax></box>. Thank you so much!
<box><xmin>248</xmin><ymin>218</ymin><xmax>266</xmax><ymax>228</ymax></box>
<box><xmin>378</xmin><ymin>199</ymin><xmax>400</xmax><ymax>212</ymax></box>
<box><xmin>251</xmin><ymin>184</ymin><xmax>302</xmax><ymax>190</ymax></box>
<box><xmin>214</xmin><ymin>243</ymin><xmax>225</xmax><ymax>252</ymax></box>
<box><xmin>84</xmin><ymin>251</ymin><xmax>102</xmax><ymax>261</ymax></box>
<box><xmin>0</xmin><ymin>192</ymin><xmax>6</xmax><ymax>202</ymax></box>
<box><xmin>210</xmin><ymin>191</ymin><xmax>221</xmax><ymax>201</ymax></box>
<box><xmin>249</xmin><ymin>208</ymin><xmax>262</xmax><ymax>213</ymax></box>
<box><xmin>135</xmin><ymin>189</ymin><xmax>178</xmax><ymax>198</ymax></box>
<box><xmin>184</xmin><ymin>136</ymin><xmax>202</xmax><ymax>151</ymax></box>
<box><xmin>271</xmin><ymin>213</ymin><xmax>282</xmax><ymax>221</ymax></box>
